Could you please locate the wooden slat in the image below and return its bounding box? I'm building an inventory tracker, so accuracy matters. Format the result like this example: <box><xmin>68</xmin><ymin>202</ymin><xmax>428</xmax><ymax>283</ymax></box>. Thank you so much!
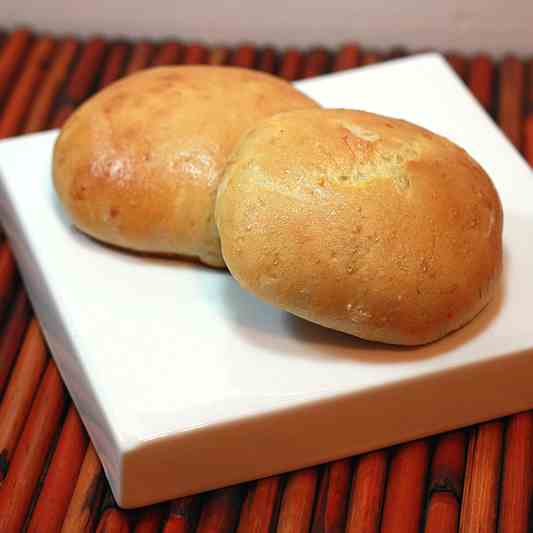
<box><xmin>22</xmin><ymin>37</ymin><xmax>79</xmax><ymax>133</ymax></box>
<box><xmin>424</xmin><ymin>493</ymin><xmax>459</xmax><ymax>533</ymax></box>
<box><xmin>183</xmin><ymin>43</ymin><xmax>208</xmax><ymax>65</ymax></box>
<box><xmin>279</xmin><ymin>49</ymin><xmax>303</xmax><ymax>81</ymax></box>
<box><xmin>162</xmin><ymin>496</ymin><xmax>201</xmax><ymax>533</ymax></box>
<box><xmin>0</xmin><ymin>289</ymin><xmax>31</xmax><ymax>397</ymax></box>
<box><xmin>197</xmin><ymin>487</ymin><xmax>242</xmax><ymax>533</ymax></box>
<box><xmin>1</xmin><ymin>35</ymin><xmax>53</xmax><ymax>131</ymax></box>
<box><xmin>360</xmin><ymin>51</ymin><xmax>383</xmax><ymax>66</ymax></box>
<box><xmin>258</xmin><ymin>48</ymin><xmax>277</xmax><ymax>73</ymax></box>
<box><xmin>469</xmin><ymin>55</ymin><xmax>494</xmax><ymax>111</ymax></box>
<box><xmin>96</xmin><ymin>507</ymin><xmax>131</xmax><ymax>532</ymax></box>
<box><xmin>26</xmin><ymin>405</ymin><xmax>89</xmax><ymax>532</ymax></box>
<box><xmin>208</xmin><ymin>47</ymin><xmax>230</xmax><ymax>66</ymax></box>
<box><xmin>499</xmin><ymin>55</ymin><xmax>525</xmax><ymax>148</ymax></box>
<box><xmin>332</xmin><ymin>44</ymin><xmax>360</xmax><ymax>71</ymax></box>
<box><xmin>231</xmin><ymin>45</ymin><xmax>256</xmax><ymax>69</ymax></box>
<box><xmin>0</xmin><ymin>28</ymin><xmax>32</xmax><ymax>105</ymax></box>
<box><xmin>125</xmin><ymin>42</ymin><xmax>154</xmax><ymax>74</ymax></box>
<box><xmin>525</xmin><ymin>114</ymin><xmax>533</xmax><ymax>165</ymax></box>
<box><xmin>0</xmin><ymin>359</ymin><xmax>67</xmax><ymax>532</ymax></box>
<box><xmin>152</xmin><ymin>42</ymin><xmax>182</xmax><ymax>66</ymax></box>
<box><xmin>98</xmin><ymin>42</ymin><xmax>129</xmax><ymax>89</ymax></box>
<box><xmin>424</xmin><ymin>431</ymin><xmax>467</xmax><ymax>533</ymax></box>
<box><xmin>0</xmin><ymin>36</ymin><xmax>56</xmax><ymax>138</ymax></box>
<box><xmin>446</xmin><ymin>53</ymin><xmax>468</xmax><ymax>81</ymax></box>
<box><xmin>0</xmin><ymin>319</ymin><xmax>48</xmax><ymax>478</ymax></box>
<box><xmin>302</xmin><ymin>49</ymin><xmax>329</xmax><ymax>78</ymax></box>
<box><xmin>50</xmin><ymin>37</ymin><xmax>107</xmax><ymax>128</ymax></box>
<box><xmin>497</xmin><ymin>412</ymin><xmax>533</xmax><ymax>532</ymax></box>
<box><xmin>237</xmin><ymin>476</ymin><xmax>282</xmax><ymax>533</ymax></box>
<box><xmin>134</xmin><ymin>505</ymin><xmax>166</xmax><ymax>532</ymax></box>
<box><xmin>0</xmin><ymin>242</ymin><xmax>18</xmax><ymax>323</ymax></box>
<box><xmin>380</xmin><ymin>440</ymin><xmax>430</xmax><ymax>533</ymax></box>
<box><xmin>345</xmin><ymin>451</ymin><xmax>388</xmax><ymax>533</ymax></box>
<box><xmin>277</xmin><ymin>468</ymin><xmax>318</xmax><ymax>533</ymax></box>
<box><xmin>60</xmin><ymin>443</ymin><xmax>106</xmax><ymax>533</ymax></box>
<box><xmin>459</xmin><ymin>421</ymin><xmax>504</xmax><ymax>533</ymax></box>
<box><xmin>311</xmin><ymin>458</ymin><xmax>352</xmax><ymax>533</ymax></box>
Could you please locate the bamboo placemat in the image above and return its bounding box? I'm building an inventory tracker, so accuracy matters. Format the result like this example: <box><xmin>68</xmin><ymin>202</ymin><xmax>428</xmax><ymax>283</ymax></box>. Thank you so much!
<box><xmin>0</xmin><ymin>27</ymin><xmax>531</xmax><ymax>533</ymax></box>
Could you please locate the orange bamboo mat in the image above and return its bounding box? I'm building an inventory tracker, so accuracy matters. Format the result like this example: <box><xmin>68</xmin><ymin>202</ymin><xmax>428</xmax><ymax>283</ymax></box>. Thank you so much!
<box><xmin>0</xmin><ymin>27</ymin><xmax>532</xmax><ymax>533</ymax></box>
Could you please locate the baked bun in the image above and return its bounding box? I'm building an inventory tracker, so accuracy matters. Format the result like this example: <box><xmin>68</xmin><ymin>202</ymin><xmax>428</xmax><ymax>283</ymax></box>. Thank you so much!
<box><xmin>53</xmin><ymin>66</ymin><xmax>318</xmax><ymax>267</ymax></box>
<box><xmin>216</xmin><ymin>109</ymin><xmax>503</xmax><ymax>345</ymax></box>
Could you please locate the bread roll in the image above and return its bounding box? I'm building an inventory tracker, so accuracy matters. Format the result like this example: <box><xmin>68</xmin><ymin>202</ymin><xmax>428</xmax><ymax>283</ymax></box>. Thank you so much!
<box><xmin>216</xmin><ymin>109</ymin><xmax>503</xmax><ymax>345</ymax></box>
<box><xmin>53</xmin><ymin>66</ymin><xmax>318</xmax><ymax>267</ymax></box>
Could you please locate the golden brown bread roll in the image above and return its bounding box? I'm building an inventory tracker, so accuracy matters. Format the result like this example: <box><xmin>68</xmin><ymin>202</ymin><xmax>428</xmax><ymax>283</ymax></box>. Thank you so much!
<box><xmin>216</xmin><ymin>109</ymin><xmax>503</xmax><ymax>345</ymax></box>
<box><xmin>53</xmin><ymin>66</ymin><xmax>318</xmax><ymax>267</ymax></box>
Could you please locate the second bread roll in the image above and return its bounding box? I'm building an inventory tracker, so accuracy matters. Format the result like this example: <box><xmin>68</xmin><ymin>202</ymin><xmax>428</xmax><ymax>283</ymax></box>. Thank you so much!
<box><xmin>53</xmin><ymin>66</ymin><xmax>318</xmax><ymax>267</ymax></box>
<box><xmin>216</xmin><ymin>109</ymin><xmax>503</xmax><ymax>345</ymax></box>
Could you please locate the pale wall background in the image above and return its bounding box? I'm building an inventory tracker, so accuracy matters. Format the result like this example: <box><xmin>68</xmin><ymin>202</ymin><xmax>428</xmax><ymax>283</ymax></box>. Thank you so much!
<box><xmin>3</xmin><ymin>0</ymin><xmax>532</xmax><ymax>56</ymax></box>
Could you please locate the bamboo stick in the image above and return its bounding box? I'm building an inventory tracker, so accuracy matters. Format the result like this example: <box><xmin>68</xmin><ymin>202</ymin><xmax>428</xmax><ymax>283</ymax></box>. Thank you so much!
<box><xmin>459</xmin><ymin>420</ymin><xmax>504</xmax><ymax>533</ymax></box>
<box><xmin>424</xmin><ymin>431</ymin><xmax>467</xmax><ymax>533</ymax></box>
<box><xmin>231</xmin><ymin>45</ymin><xmax>256</xmax><ymax>69</ymax></box>
<box><xmin>208</xmin><ymin>47</ymin><xmax>230</xmax><ymax>66</ymax></box>
<box><xmin>257</xmin><ymin>48</ymin><xmax>277</xmax><ymax>74</ymax></box>
<box><xmin>60</xmin><ymin>443</ymin><xmax>106</xmax><ymax>533</ymax></box>
<box><xmin>345</xmin><ymin>450</ymin><xmax>387</xmax><ymax>533</ymax></box>
<box><xmin>387</xmin><ymin>47</ymin><xmax>407</xmax><ymax>61</ymax></box>
<box><xmin>497</xmin><ymin>412</ymin><xmax>533</xmax><ymax>532</ymax></box>
<box><xmin>125</xmin><ymin>42</ymin><xmax>154</xmax><ymax>74</ymax></box>
<box><xmin>197</xmin><ymin>486</ymin><xmax>243</xmax><ymax>533</ymax></box>
<box><xmin>98</xmin><ymin>42</ymin><xmax>129</xmax><ymax>89</ymax></box>
<box><xmin>22</xmin><ymin>38</ymin><xmax>78</xmax><ymax>133</ymax></box>
<box><xmin>311</xmin><ymin>458</ymin><xmax>352</xmax><ymax>533</ymax></box>
<box><xmin>0</xmin><ymin>241</ymin><xmax>18</xmax><ymax>323</ymax></box>
<box><xmin>525</xmin><ymin>114</ymin><xmax>533</xmax><ymax>165</ymax></box>
<box><xmin>526</xmin><ymin>59</ymin><xmax>533</xmax><ymax>113</ymax></box>
<box><xmin>445</xmin><ymin>53</ymin><xmax>468</xmax><ymax>81</ymax></box>
<box><xmin>499</xmin><ymin>55</ymin><xmax>525</xmax><ymax>149</ymax></box>
<box><xmin>133</xmin><ymin>504</ymin><xmax>166</xmax><ymax>532</ymax></box>
<box><xmin>0</xmin><ymin>318</ymin><xmax>48</xmax><ymax>478</ymax></box>
<box><xmin>162</xmin><ymin>496</ymin><xmax>202</xmax><ymax>533</ymax></box>
<box><xmin>183</xmin><ymin>43</ymin><xmax>208</xmax><ymax>65</ymax></box>
<box><xmin>0</xmin><ymin>36</ymin><xmax>56</xmax><ymax>138</ymax></box>
<box><xmin>26</xmin><ymin>405</ymin><xmax>89</xmax><ymax>532</ymax></box>
<box><xmin>152</xmin><ymin>42</ymin><xmax>181</xmax><ymax>66</ymax></box>
<box><xmin>0</xmin><ymin>289</ymin><xmax>30</xmax><ymax>397</ymax></box>
<box><xmin>302</xmin><ymin>49</ymin><xmax>329</xmax><ymax>78</ymax></box>
<box><xmin>277</xmin><ymin>468</ymin><xmax>318</xmax><ymax>533</ymax></box>
<box><xmin>424</xmin><ymin>493</ymin><xmax>459</xmax><ymax>533</ymax></box>
<box><xmin>332</xmin><ymin>44</ymin><xmax>360</xmax><ymax>71</ymax></box>
<box><xmin>50</xmin><ymin>37</ymin><xmax>107</xmax><ymax>128</ymax></box>
<box><xmin>278</xmin><ymin>49</ymin><xmax>303</xmax><ymax>81</ymax></box>
<box><xmin>0</xmin><ymin>28</ymin><xmax>32</xmax><ymax>105</ymax></box>
<box><xmin>380</xmin><ymin>440</ymin><xmax>430</xmax><ymax>533</ymax></box>
<box><xmin>237</xmin><ymin>476</ymin><xmax>282</xmax><ymax>533</ymax></box>
<box><xmin>360</xmin><ymin>52</ymin><xmax>383</xmax><ymax>66</ymax></box>
<box><xmin>468</xmin><ymin>55</ymin><xmax>494</xmax><ymax>112</ymax></box>
<box><xmin>0</xmin><ymin>359</ymin><xmax>67</xmax><ymax>532</ymax></box>
<box><xmin>526</xmin><ymin>59</ymin><xmax>533</xmax><ymax>163</ymax></box>
<box><xmin>96</xmin><ymin>507</ymin><xmax>131</xmax><ymax>533</ymax></box>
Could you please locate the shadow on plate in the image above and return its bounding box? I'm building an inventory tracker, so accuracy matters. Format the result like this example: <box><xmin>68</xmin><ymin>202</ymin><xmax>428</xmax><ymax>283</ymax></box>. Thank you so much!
<box><xmin>51</xmin><ymin>192</ymin><xmax>227</xmax><ymax>273</ymax></box>
<box><xmin>221</xmin><ymin>247</ymin><xmax>508</xmax><ymax>364</ymax></box>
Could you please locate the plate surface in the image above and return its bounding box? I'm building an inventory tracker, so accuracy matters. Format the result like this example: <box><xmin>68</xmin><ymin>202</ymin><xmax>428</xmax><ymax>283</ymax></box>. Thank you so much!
<box><xmin>1</xmin><ymin>54</ymin><xmax>532</xmax><ymax>508</ymax></box>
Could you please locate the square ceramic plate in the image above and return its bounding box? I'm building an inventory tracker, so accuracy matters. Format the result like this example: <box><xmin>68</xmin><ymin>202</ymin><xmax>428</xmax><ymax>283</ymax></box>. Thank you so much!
<box><xmin>1</xmin><ymin>53</ymin><xmax>532</xmax><ymax>508</ymax></box>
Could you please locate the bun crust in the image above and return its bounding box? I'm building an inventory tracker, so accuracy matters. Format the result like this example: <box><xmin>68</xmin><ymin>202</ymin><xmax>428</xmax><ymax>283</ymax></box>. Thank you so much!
<box><xmin>216</xmin><ymin>109</ymin><xmax>503</xmax><ymax>345</ymax></box>
<box><xmin>53</xmin><ymin>66</ymin><xmax>318</xmax><ymax>267</ymax></box>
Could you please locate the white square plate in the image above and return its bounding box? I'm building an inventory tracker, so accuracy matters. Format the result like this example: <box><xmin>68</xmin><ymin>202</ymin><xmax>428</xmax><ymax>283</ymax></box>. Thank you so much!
<box><xmin>1</xmin><ymin>54</ymin><xmax>532</xmax><ymax>508</ymax></box>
